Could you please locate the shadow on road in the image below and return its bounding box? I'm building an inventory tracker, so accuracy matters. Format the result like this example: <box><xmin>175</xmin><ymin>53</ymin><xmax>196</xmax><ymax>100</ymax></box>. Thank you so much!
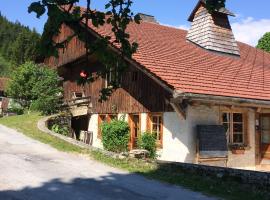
<box><xmin>0</xmin><ymin>162</ymin><xmax>268</xmax><ymax>200</ymax></box>
<box><xmin>0</xmin><ymin>172</ymin><xmax>163</xmax><ymax>200</ymax></box>
<box><xmin>0</xmin><ymin>172</ymin><xmax>170</xmax><ymax>200</ymax></box>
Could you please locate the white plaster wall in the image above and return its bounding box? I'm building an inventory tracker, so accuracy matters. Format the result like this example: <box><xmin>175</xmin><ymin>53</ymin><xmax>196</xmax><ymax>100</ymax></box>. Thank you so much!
<box><xmin>159</xmin><ymin>105</ymin><xmax>220</xmax><ymax>163</ymax></box>
<box><xmin>88</xmin><ymin>114</ymin><xmax>103</xmax><ymax>149</ymax></box>
<box><xmin>118</xmin><ymin>113</ymin><xmax>128</xmax><ymax>122</ymax></box>
<box><xmin>88</xmin><ymin>106</ymin><xmax>257</xmax><ymax>170</ymax></box>
<box><xmin>141</xmin><ymin>113</ymin><xmax>147</xmax><ymax>133</ymax></box>
<box><xmin>227</xmin><ymin>109</ymin><xmax>256</xmax><ymax>170</ymax></box>
<box><xmin>89</xmin><ymin>113</ymin><xmax>129</xmax><ymax>149</ymax></box>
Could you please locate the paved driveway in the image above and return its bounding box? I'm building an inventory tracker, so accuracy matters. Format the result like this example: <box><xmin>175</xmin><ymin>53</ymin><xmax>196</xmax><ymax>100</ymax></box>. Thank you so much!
<box><xmin>0</xmin><ymin>125</ymin><xmax>217</xmax><ymax>200</ymax></box>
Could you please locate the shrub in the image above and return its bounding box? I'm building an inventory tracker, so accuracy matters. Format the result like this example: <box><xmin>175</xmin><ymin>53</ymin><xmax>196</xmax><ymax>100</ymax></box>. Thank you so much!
<box><xmin>101</xmin><ymin>120</ymin><xmax>130</xmax><ymax>153</ymax></box>
<box><xmin>48</xmin><ymin>114</ymin><xmax>71</xmax><ymax>136</ymax></box>
<box><xmin>7</xmin><ymin>107</ymin><xmax>24</xmax><ymax>115</ymax></box>
<box><xmin>138</xmin><ymin>132</ymin><xmax>157</xmax><ymax>159</ymax></box>
<box><xmin>7</xmin><ymin>100</ymin><xmax>24</xmax><ymax>115</ymax></box>
<box><xmin>51</xmin><ymin>124</ymin><xmax>69</xmax><ymax>136</ymax></box>
<box><xmin>7</xmin><ymin>62</ymin><xmax>63</xmax><ymax>115</ymax></box>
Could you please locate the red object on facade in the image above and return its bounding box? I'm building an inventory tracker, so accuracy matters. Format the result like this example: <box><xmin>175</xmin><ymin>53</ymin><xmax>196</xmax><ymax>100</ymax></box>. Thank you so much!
<box><xmin>80</xmin><ymin>70</ymin><xmax>88</xmax><ymax>78</ymax></box>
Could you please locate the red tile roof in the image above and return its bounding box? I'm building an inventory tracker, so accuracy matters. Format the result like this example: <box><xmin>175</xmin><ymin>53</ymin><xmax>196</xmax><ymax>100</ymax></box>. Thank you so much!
<box><xmin>86</xmin><ymin>20</ymin><xmax>270</xmax><ymax>101</ymax></box>
<box><xmin>0</xmin><ymin>78</ymin><xmax>9</xmax><ymax>91</ymax></box>
<box><xmin>58</xmin><ymin>4</ymin><xmax>270</xmax><ymax>102</ymax></box>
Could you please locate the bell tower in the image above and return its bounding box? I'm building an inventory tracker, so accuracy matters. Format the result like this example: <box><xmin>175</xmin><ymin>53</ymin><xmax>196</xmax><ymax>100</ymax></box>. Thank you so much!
<box><xmin>186</xmin><ymin>0</ymin><xmax>240</xmax><ymax>56</ymax></box>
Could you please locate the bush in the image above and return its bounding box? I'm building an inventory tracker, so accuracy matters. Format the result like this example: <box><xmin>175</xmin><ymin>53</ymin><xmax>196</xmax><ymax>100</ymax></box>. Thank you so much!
<box><xmin>7</xmin><ymin>62</ymin><xmax>63</xmax><ymax>115</ymax></box>
<box><xmin>7</xmin><ymin>100</ymin><xmax>24</xmax><ymax>115</ymax></box>
<box><xmin>138</xmin><ymin>132</ymin><xmax>157</xmax><ymax>159</ymax></box>
<box><xmin>7</xmin><ymin>107</ymin><xmax>24</xmax><ymax>115</ymax></box>
<box><xmin>48</xmin><ymin>114</ymin><xmax>71</xmax><ymax>136</ymax></box>
<box><xmin>51</xmin><ymin>124</ymin><xmax>69</xmax><ymax>136</ymax></box>
<box><xmin>101</xmin><ymin>120</ymin><xmax>130</xmax><ymax>153</ymax></box>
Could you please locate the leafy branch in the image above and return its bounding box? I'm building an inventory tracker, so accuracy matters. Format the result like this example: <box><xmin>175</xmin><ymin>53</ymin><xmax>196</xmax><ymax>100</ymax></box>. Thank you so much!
<box><xmin>28</xmin><ymin>0</ymin><xmax>226</xmax><ymax>101</ymax></box>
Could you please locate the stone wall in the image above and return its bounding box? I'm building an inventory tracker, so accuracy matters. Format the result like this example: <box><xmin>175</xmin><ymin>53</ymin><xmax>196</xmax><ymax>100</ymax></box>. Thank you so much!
<box><xmin>158</xmin><ymin>161</ymin><xmax>270</xmax><ymax>190</ymax></box>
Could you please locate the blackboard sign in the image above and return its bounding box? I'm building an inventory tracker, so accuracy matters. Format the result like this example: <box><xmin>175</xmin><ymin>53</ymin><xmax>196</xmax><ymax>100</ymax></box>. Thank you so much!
<box><xmin>197</xmin><ymin>125</ymin><xmax>228</xmax><ymax>158</ymax></box>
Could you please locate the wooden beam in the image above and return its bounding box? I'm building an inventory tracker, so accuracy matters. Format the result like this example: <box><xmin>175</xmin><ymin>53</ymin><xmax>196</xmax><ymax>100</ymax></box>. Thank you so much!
<box><xmin>170</xmin><ymin>102</ymin><xmax>186</xmax><ymax>120</ymax></box>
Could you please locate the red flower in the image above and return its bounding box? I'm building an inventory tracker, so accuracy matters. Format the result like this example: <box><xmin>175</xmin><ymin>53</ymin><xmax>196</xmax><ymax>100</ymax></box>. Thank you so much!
<box><xmin>80</xmin><ymin>70</ymin><xmax>88</xmax><ymax>78</ymax></box>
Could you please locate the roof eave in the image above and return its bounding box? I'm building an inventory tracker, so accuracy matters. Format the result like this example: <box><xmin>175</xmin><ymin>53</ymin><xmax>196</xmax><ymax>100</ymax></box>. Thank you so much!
<box><xmin>173</xmin><ymin>91</ymin><xmax>270</xmax><ymax>109</ymax></box>
<box><xmin>188</xmin><ymin>0</ymin><xmax>235</xmax><ymax>22</ymax></box>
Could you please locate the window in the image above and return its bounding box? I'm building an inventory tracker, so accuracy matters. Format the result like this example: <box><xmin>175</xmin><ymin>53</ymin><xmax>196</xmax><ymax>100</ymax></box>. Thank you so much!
<box><xmin>98</xmin><ymin>115</ymin><xmax>107</xmax><ymax>139</ymax></box>
<box><xmin>72</xmin><ymin>92</ymin><xmax>84</xmax><ymax>99</ymax></box>
<box><xmin>108</xmin><ymin>114</ymin><xmax>118</xmax><ymax>121</ymax></box>
<box><xmin>105</xmin><ymin>66</ymin><xmax>119</xmax><ymax>88</ymax></box>
<box><xmin>148</xmin><ymin>113</ymin><xmax>163</xmax><ymax>147</ymax></box>
<box><xmin>98</xmin><ymin>114</ymin><xmax>118</xmax><ymax>138</ymax></box>
<box><xmin>222</xmin><ymin>112</ymin><xmax>245</xmax><ymax>144</ymax></box>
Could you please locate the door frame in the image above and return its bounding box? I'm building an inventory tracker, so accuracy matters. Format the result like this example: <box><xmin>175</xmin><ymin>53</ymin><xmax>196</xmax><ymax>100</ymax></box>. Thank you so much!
<box><xmin>259</xmin><ymin>114</ymin><xmax>270</xmax><ymax>160</ymax></box>
<box><xmin>128</xmin><ymin>114</ymin><xmax>141</xmax><ymax>150</ymax></box>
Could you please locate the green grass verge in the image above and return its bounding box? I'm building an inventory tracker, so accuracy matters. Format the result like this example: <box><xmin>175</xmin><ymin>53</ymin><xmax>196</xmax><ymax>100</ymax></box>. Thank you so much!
<box><xmin>0</xmin><ymin>113</ymin><xmax>269</xmax><ymax>200</ymax></box>
<box><xmin>0</xmin><ymin>113</ymin><xmax>83</xmax><ymax>153</ymax></box>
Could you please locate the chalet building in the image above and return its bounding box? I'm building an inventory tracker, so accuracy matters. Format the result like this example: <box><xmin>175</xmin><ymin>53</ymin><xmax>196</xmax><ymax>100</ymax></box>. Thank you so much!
<box><xmin>0</xmin><ymin>77</ymin><xmax>9</xmax><ymax>115</ymax></box>
<box><xmin>45</xmin><ymin>0</ymin><xmax>270</xmax><ymax>171</ymax></box>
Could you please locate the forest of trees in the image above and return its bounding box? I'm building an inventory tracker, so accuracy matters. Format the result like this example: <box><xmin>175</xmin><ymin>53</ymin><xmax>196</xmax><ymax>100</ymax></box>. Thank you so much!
<box><xmin>0</xmin><ymin>12</ymin><xmax>40</xmax><ymax>76</ymax></box>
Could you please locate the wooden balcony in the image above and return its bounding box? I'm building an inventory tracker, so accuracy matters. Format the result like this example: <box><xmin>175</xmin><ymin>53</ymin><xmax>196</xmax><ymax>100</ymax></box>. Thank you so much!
<box><xmin>63</xmin><ymin>96</ymin><xmax>92</xmax><ymax>117</ymax></box>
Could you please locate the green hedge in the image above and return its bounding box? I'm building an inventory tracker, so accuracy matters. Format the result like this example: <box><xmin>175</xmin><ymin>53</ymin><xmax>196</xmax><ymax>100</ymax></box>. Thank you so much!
<box><xmin>101</xmin><ymin>120</ymin><xmax>130</xmax><ymax>153</ymax></box>
<box><xmin>138</xmin><ymin>132</ymin><xmax>157</xmax><ymax>159</ymax></box>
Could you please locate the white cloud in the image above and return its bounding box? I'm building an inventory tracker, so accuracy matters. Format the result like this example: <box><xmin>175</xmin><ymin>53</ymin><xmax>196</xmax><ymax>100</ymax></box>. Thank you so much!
<box><xmin>162</xmin><ymin>17</ymin><xmax>270</xmax><ymax>47</ymax></box>
<box><xmin>176</xmin><ymin>24</ymin><xmax>190</xmax><ymax>30</ymax></box>
<box><xmin>160</xmin><ymin>23</ymin><xmax>190</xmax><ymax>30</ymax></box>
<box><xmin>231</xmin><ymin>17</ymin><xmax>270</xmax><ymax>46</ymax></box>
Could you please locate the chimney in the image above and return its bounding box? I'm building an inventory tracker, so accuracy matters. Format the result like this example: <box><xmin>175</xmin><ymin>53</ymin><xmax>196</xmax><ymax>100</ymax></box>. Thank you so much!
<box><xmin>186</xmin><ymin>0</ymin><xmax>240</xmax><ymax>56</ymax></box>
<box><xmin>138</xmin><ymin>13</ymin><xmax>158</xmax><ymax>24</ymax></box>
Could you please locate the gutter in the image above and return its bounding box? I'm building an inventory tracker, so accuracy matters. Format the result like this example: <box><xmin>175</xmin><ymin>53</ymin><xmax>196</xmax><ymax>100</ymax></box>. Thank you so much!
<box><xmin>173</xmin><ymin>91</ymin><xmax>270</xmax><ymax>109</ymax></box>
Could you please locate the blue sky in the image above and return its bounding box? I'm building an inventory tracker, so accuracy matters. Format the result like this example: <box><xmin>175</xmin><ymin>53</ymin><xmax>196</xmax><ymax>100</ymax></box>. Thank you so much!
<box><xmin>1</xmin><ymin>0</ymin><xmax>270</xmax><ymax>46</ymax></box>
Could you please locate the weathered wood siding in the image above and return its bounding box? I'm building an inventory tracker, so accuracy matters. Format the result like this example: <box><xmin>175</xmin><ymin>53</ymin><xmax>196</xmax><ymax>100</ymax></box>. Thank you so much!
<box><xmin>44</xmin><ymin>24</ymin><xmax>86</xmax><ymax>68</ymax></box>
<box><xmin>62</xmin><ymin>60</ymin><xmax>173</xmax><ymax>114</ymax></box>
<box><xmin>186</xmin><ymin>3</ymin><xmax>240</xmax><ymax>56</ymax></box>
<box><xmin>45</xmin><ymin>23</ymin><xmax>173</xmax><ymax>113</ymax></box>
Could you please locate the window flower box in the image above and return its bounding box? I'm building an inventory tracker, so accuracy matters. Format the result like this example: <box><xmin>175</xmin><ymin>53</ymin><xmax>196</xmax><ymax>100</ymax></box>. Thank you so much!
<box><xmin>231</xmin><ymin>149</ymin><xmax>245</xmax><ymax>154</ymax></box>
<box><xmin>229</xmin><ymin>144</ymin><xmax>247</xmax><ymax>155</ymax></box>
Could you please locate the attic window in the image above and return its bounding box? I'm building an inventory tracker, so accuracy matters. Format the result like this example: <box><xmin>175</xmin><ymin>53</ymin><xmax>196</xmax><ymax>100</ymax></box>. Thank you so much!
<box><xmin>72</xmin><ymin>92</ymin><xmax>84</xmax><ymax>99</ymax></box>
<box><xmin>105</xmin><ymin>64</ymin><xmax>121</xmax><ymax>88</ymax></box>
<box><xmin>105</xmin><ymin>69</ymin><xmax>115</xmax><ymax>88</ymax></box>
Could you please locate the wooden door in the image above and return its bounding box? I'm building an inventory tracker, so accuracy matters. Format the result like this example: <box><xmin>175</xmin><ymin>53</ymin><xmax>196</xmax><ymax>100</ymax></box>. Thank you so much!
<box><xmin>260</xmin><ymin>115</ymin><xmax>270</xmax><ymax>159</ymax></box>
<box><xmin>129</xmin><ymin>114</ymin><xmax>140</xmax><ymax>150</ymax></box>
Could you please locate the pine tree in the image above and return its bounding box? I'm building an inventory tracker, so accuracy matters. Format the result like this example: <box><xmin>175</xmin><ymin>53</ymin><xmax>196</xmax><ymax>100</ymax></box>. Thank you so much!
<box><xmin>0</xmin><ymin>13</ymin><xmax>41</xmax><ymax>75</ymax></box>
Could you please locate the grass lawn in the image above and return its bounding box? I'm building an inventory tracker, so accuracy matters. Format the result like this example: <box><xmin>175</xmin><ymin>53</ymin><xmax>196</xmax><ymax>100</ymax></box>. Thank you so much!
<box><xmin>0</xmin><ymin>113</ymin><xmax>269</xmax><ymax>200</ymax></box>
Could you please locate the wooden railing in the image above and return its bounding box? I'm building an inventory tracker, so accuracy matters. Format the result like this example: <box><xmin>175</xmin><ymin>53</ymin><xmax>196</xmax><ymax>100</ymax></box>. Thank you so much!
<box><xmin>62</xmin><ymin>96</ymin><xmax>92</xmax><ymax>108</ymax></box>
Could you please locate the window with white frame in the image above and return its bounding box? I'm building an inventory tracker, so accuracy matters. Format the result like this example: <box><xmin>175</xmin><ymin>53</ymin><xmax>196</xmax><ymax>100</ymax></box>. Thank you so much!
<box><xmin>148</xmin><ymin>113</ymin><xmax>163</xmax><ymax>148</ymax></box>
<box><xmin>105</xmin><ymin>64</ymin><xmax>119</xmax><ymax>88</ymax></box>
<box><xmin>222</xmin><ymin>112</ymin><xmax>245</xmax><ymax>144</ymax></box>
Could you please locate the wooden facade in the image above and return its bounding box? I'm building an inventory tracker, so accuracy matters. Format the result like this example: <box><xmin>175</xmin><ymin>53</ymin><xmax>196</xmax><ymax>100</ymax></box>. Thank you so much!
<box><xmin>45</xmin><ymin>24</ymin><xmax>173</xmax><ymax>114</ymax></box>
<box><xmin>44</xmin><ymin>24</ymin><xmax>88</xmax><ymax>68</ymax></box>
<box><xmin>61</xmin><ymin>60</ymin><xmax>173</xmax><ymax>114</ymax></box>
